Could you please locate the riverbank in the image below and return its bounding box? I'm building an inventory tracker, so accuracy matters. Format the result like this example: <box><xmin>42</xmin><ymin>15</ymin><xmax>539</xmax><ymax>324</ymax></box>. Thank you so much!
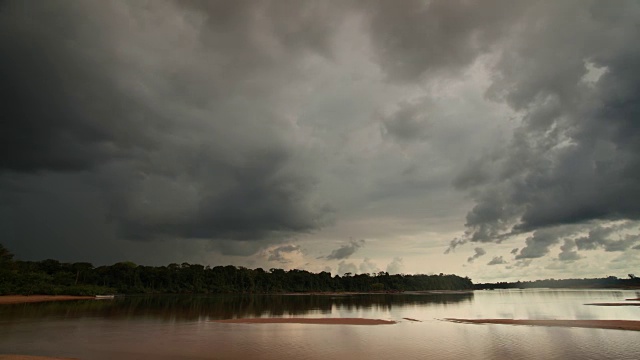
<box><xmin>445</xmin><ymin>318</ymin><xmax>640</xmax><ymax>331</ymax></box>
<box><xmin>212</xmin><ymin>317</ymin><xmax>396</xmax><ymax>325</ymax></box>
<box><xmin>585</xmin><ymin>302</ymin><xmax>640</xmax><ymax>306</ymax></box>
<box><xmin>0</xmin><ymin>295</ymin><xmax>94</xmax><ymax>305</ymax></box>
<box><xmin>282</xmin><ymin>290</ymin><xmax>473</xmax><ymax>296</ymax></box>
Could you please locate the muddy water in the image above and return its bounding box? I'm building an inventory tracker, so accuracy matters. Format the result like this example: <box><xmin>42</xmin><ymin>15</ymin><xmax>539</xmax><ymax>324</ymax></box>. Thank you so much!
<box><xmin>1</xmin><ymin>289</ymin><xmax>639</xmax><ymax>359</ymax></box>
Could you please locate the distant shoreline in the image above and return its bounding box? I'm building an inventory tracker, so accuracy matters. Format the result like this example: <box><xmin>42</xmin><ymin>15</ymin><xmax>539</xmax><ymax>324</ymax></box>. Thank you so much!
<box><xmin>212</xmin><ymin>317</ymin><xmax>396</xmax><ymax>325</ymax></box>
<box><xmin>0</xmin><ymin>295</ymin><xmax>94</xmax><ymax>305</ymax></box>
<box><xmin>281</xmin><ymin>290</ymin><xmax>473</xmax><ymax>296</ymax></box>
<box><xmin>444</xmin><ymin>318</ymin><xmax>640</xmax><ymax>331</ymax></box>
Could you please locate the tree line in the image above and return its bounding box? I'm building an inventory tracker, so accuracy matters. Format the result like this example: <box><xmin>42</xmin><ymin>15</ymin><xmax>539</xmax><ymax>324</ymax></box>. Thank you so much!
<box><xmin>476</xmin><ymin>275</ymin><xmax>640</xmax><ymax>290</ymax></box>
<box><xmin>0</xmin><ymin>244</ymin><xmax>474</xmax><ymax>295</ymax></box>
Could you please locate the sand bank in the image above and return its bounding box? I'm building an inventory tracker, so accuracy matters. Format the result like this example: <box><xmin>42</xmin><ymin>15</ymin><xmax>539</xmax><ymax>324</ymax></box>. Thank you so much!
<box><xmin>585</xmin><ymin>302</ymin><xmax>640</xmax><ymax>306</ymax></box>
<box><xmin>445</xmin><ymin>318</ymin><xmax>640</xmax><ymax>331</ymax></box>
<box><xmin>0</xmin><ymin>355</ymin><xmax>76</xmax><ymax>360</ymax></box>
<box><xmin>212</xmin><ymin>317</ymin><xmax>396</xmax><ymax>325</ymax></box>
<box><xmin>0</xmin><ymin>295</ymin><xmax>94</xmax><ymax>305</ymax></box>
<box><xmin>403</xmin><ymin>317</ymin><xmax>422</xmax><ymax>322</ymax></box>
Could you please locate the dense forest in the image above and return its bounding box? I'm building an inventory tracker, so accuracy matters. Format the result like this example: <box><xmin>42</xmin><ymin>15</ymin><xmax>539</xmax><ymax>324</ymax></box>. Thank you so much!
<box><xmin>476</xmin><ymin>276</ymin><xmax>640</xmax><ymax>290</ymax></box>
<box><xmin>0</xmin><ymin>244</ymin><xmax>474</xmax><ymax>295</ymax></box>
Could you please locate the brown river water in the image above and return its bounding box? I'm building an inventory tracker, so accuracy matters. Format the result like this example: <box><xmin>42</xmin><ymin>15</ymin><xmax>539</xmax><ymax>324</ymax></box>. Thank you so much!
<box><xmin>1</xmin><ymin>289</ymin><xmax>639</xmax><ymax>359</ymax></box>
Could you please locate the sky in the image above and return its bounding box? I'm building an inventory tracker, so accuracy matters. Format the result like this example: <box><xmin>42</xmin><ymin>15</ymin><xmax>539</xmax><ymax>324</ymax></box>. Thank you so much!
<box><xmin>2</xmin><ymin>0</ymin><xmax>640</xmax><ymax>282</ymax></box>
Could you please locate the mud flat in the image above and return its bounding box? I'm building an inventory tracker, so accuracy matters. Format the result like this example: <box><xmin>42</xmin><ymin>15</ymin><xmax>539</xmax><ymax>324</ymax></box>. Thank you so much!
<box><xmin>444</xmin><ymin>318</ymin><xmax>640</xmax><ymax>331</ymax></box>
<box><xmin>0</xmin><ymin>295</ymin><xmax>94</xmax><ymax>305</ymax></box>
<box><xmin>212</xmin><ymin>317</ymin><xmax>396</xmax><ymax>325</ymax></box>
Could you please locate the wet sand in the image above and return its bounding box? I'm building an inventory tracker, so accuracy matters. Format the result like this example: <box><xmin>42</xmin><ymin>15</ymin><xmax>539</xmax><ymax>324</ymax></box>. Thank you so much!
<box><xmin>0</xmin><ymin>295</ymin><xmax>94</xmax><ymax>305</ymax></box>
<box><xmin>212</xmin><ymin>317</ymin><xmax>396</xmax><ymax>325</ymax></box>
<box><xmin>445</xmin><ymin>318</ymin><xmax>640</xmax><ymax>331</ymax></box>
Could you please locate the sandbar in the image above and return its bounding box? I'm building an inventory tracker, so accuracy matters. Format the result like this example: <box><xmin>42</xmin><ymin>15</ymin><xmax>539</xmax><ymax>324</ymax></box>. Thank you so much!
<box><xmin>0</xmin><ymin>295</ymin><xmax>94</xmax><ymax>305</ymax></box>
<box><xmin>626</xmin><ymin>298</ymin><xmax>640</xmax><ymax>301</ymax></box>
<box><xmin>403</xmin><ymin>317</ymin><xmax>422</xmax><ymax>322</ymax></box>
<box><xmin>212</xmin><ymin>317</ymin><xmax>396</xmax><ymax>325</ymax></box>
<box><xmin>585</xmin><ymin>302</ymin><xmax>640</xmax><ymax>306</ymax></box>
<box><xmin>444</xmin><ymin>318</ymin><xmax>640</xmax><ymax>331</ymax></box>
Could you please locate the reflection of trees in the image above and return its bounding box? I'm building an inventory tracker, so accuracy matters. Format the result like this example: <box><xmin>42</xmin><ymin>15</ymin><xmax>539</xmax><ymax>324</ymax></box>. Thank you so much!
<box><xmin>0</xmin><ymin>293</ymin><xmax>473</xmax><ymax>321</ymax></box>
<box><xmin>330</xmin><ymin>293</ymin><xmax>473</xmax><ymax>312</ymax></box>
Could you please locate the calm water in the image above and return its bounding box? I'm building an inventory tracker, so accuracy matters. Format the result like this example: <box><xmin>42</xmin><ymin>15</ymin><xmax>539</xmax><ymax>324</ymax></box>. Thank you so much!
<box><xmin>1</xmin><ymin>289</ymin><xmax>639</xmax><ymax>359</ymax></box>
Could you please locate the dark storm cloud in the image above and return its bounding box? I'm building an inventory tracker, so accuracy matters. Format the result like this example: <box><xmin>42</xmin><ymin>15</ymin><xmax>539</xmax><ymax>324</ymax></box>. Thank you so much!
<box><xmin>1</xmin><ymin>0</ymin><xmax>344</xmax><ymax>261</ymax></box>
<box><xmin>467</xmin><ymin>247</ymin><xmax>486</xmax><ymax>263</ymax></box>
<box><xmin>449</xmin><ymin>1</ymin><xmax>640</xmax><ymax>252</ymax></box>
<box><xmin>365</xmin><ymin>0</ymin><xmax>527</xmax><ymax>82</ymax></box>
<box><xmin>322</xmin><ymin>239</ymin><xmax>365</xmax><ymax>260</ymax></box>
<box><xmin>0</xmin><ymin>2</ymin><xmax>145</xmax><ymax>172</ymax></box>
<box><xmin>487</xmin><ymin>256</ymin><xmax>507</xmax><ymax>266</ymax></box>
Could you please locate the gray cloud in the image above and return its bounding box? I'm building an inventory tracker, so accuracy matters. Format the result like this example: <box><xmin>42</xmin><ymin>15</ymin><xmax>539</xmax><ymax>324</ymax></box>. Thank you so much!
<box><xmin>323</xmin><ymin>239</ymin><xmax>365</xmax><ymax>260</ymax></box>
<box><xmin>506</xmin><ymin>259</ymin><xmax>532</xmax><ymax>270</ymax></box>
<box><xmin>467</xmin><ymin>247</ymin><xmax>486</xmax><ymax>263</ymax></box>
<box><xmin>558</xmin><ymin>239</ymin><xmax>581</xmax><ymax>262</ymax></box>
<box><xmin>516</xmin><ymin>227</ymin><xmax>574</xmax><ymax>260</ymax></box>
<box><xmin>366</xmin><ymin>0</ymin><xmax>527</xmax><ymax>82</ymax></box>
<box><xmin>380</xmin><ymin>100</ymin><xmax>431</xmax><ymax>143</ymax></box>
<box><xmin>267</xmin><ymin>244</ymin><xmax>301</xmax><ymax>264</ymax></box>
<box><xmin>512</xmin><ymin>222</ymin><xmax>640</xmax><ymax>264</ymax></box>
<box><xmin>487</xmin><ymin>256</ymin><xmax>507</xmax><ymax>266</ymax></box>
<box><xmin>603</xmin><ymin>235</ymin><xmax>640</xmax><ymax>252</ymax></box>
<box><xmin>575</xmin><ymin>226</ymin><xmax>615</xmax><ymax>250</ymax></box>
<box><xmin>575</xmin><ymin>223</ymin><xmax>640</xmax><ymax>252</ymax></box>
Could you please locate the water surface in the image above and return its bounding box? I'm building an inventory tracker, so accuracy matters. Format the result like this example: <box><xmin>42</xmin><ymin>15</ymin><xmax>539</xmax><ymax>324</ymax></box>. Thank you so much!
<box><xmin>1</xmin><ymin>289</ymin><xmax>639</xmax><ymax>359</ymax></box>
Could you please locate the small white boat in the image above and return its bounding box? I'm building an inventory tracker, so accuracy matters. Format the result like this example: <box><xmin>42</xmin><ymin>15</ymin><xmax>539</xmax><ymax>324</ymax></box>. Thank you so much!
<box><xmin>94</xmin><ymin>295</ymin><xmax>115</xmax><ymax>300</ymax></box>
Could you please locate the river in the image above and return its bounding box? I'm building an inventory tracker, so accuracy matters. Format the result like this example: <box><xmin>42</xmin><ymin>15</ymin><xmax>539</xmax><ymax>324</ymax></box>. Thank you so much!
<box><xmin>1</xmin><ymin>289</ymin><xmax>639</xmax><ymax>359</ymax></box>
